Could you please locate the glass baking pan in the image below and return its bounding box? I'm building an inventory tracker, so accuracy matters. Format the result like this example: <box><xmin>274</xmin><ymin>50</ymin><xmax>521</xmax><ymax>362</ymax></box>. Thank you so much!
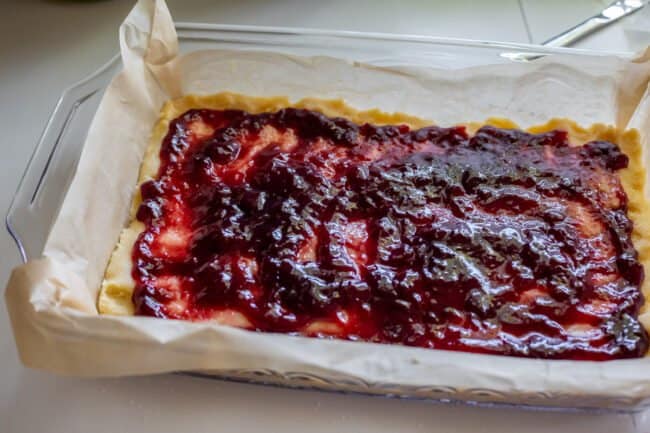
<box><xmin>5</xmin><ymin>22</ymin><xmax>643</xmax><ymax>413</ymax></box>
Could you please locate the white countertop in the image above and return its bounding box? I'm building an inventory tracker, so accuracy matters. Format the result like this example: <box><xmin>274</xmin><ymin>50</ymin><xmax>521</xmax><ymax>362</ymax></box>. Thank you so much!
<box><xmin>2</xmin><ymin>1</ymin><xmax>650</xmax><ymax>432</ymax></box>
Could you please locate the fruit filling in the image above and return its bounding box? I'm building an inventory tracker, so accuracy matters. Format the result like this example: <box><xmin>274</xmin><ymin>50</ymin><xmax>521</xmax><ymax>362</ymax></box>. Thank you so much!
<box><xmin>132</xmin><ymin>108</ymin><xmax>647</xmax><ymax>359</ymax></box>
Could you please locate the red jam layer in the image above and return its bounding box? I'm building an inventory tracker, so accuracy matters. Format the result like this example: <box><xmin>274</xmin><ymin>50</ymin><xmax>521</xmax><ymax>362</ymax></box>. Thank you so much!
<box><xmin>132</xmin><ymin>107</ymin><xmax>648</xmax><ymax>360</ymax></box>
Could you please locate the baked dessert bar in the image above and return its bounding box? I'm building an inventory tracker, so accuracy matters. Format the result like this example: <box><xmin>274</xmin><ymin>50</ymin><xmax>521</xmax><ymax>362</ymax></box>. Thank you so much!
<box><xmin>99</xmin><ymin>93</ymin><xmax>650</xmax><ymax>360</ymax></box>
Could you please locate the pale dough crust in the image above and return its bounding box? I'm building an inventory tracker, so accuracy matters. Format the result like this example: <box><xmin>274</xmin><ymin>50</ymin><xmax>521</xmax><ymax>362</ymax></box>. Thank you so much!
<box><xmin>98</xmin><ymin>92</ymin><xmax>650</xmax><ymax>338</ymax></box>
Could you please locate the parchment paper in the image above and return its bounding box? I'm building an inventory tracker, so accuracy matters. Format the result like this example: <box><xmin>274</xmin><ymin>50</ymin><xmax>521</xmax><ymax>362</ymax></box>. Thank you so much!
<box><xmin>7</xmin><ymin>0</ymin><xmax>650</xmax><ymax>403</ymax></box>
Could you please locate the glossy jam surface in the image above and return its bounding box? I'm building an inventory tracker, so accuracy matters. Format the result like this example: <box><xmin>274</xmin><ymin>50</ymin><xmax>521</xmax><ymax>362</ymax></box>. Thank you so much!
<box><xmin>132</xmin><ymin>108</ymin><xmax>648</xmax><ymax>359</ymax></box>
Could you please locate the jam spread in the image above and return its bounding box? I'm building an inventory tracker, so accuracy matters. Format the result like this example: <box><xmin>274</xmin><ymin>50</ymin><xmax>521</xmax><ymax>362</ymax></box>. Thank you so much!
<box><xmin>132</xmin><ymin>107</ymin><xmax>648</xmax><ymax>360</ymax></box>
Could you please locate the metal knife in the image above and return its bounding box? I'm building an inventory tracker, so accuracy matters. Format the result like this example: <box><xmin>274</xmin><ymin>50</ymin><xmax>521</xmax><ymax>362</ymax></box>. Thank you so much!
<box><xmin>542</xmin><ymin>0</ymin><xmax>645</xmax><ymax>47</ymax></box>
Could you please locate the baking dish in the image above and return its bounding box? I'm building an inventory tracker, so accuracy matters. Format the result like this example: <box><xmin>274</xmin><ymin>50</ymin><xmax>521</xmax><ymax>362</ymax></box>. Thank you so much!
<box><xmin>6</xmin><ymin>22</ymin><xmax>647</xmax><ymax>412</ymax></box>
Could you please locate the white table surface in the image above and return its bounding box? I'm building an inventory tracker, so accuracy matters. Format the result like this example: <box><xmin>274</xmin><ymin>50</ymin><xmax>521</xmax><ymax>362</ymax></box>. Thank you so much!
<box><xmin>3</xmin><ymin>1</ymin><xmax>650</xmax><ymax>432</ymax></box>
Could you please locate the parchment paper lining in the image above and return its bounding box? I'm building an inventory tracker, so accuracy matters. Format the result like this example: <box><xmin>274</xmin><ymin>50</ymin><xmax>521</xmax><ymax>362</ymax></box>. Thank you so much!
<box><xmin>6</xmin><ymin>0</ymin><xmax>650</xmax><ymax>403</ymax></box>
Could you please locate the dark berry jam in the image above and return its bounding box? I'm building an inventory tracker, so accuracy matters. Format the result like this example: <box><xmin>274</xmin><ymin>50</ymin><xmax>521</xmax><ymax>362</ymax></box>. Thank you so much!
<box><xmin>132</xmin><ymin>107</ymin><xmax>648</xmax><ymax>360</ymax></box>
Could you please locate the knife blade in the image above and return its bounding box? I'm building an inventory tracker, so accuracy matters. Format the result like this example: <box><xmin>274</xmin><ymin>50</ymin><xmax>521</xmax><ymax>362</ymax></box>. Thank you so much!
<box><xmin>542</xmin><ymin>0</ymin><xmax>645</xmax><ymax>47</ymax></box>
